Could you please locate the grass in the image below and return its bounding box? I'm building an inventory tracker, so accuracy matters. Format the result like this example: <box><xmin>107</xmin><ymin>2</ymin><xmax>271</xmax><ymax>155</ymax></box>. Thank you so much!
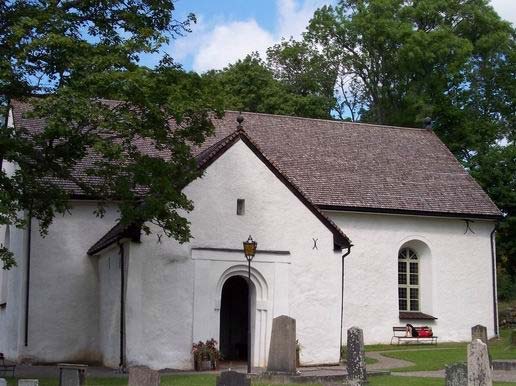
<box><xmin>365</xmin><ymin>356</ymin><xmax>378</xmax><ymax>365</ymax></box>
<box><xmin>368</xmin><ymin>328</ymin><xmax>516</xmax><ymax>372</ymax></box>
<box><xmin>2</xmin><ymin>374</ymin><xmax>321</xmax><ymax>386</ymax></box>
<box><xmin>5</xmin><ymin>375</ymin><xmax>515</xmax><ymax>386</ymax></box>
<box><xmin>3</xmin><ymin>328</ymin><xmax>514</xmax><ymax>385</ymax></box>
<box><xmin>369</xmin><ymin>375</ymin><xmax>516</xmax><ymax>385</ymax></box>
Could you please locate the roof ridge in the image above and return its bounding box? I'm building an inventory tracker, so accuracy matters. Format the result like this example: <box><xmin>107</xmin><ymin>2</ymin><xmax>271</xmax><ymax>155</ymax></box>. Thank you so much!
<box><xmin>12</xmin><ymin>98</ymin><xmax>432</xmax><ymax>132</ymax></box>
<box><xmin>224</xmin><ymin>110</ymin><xmax>432</xmax><ymax>132</ymax></box>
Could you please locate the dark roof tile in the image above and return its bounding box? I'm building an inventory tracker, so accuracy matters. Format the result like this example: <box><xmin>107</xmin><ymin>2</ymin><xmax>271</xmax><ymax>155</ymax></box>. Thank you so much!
<box><xmin>10</xmin><ymin>100</ymin><xmax>501</xmax><ymax>219</ymax></box>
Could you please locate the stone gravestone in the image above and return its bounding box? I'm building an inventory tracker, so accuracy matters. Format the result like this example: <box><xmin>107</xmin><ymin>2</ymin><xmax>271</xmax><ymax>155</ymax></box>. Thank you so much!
<box><xmin>216</xmin><ymin>370</ymin><xmax>250</xmax><ymax>386</ymax></box>
<box><xmin>128</xmin><ymin>366</ymin><xmax>160</xmax><ymax>386</ymax></box>
<box><xmin>59</xmin><ymin>369</ymin><xmax>79</xmax><ymax>386</ymax></box>
<box><xmin>468</xmin><ymin>339</ymin><xmax>492</xmax><ymax>386</ymax></box>
<box><xmin>445</xmin><ymin>362</ymin><xmax>468</xmax><ymax>386</ymax></box>
<box><xmin>58</xmin><ymin>364</ymin><xmax>87</xmax><ymax>386</ymax></box>
<box><xmin>266</xmin><ymin>315</ymin><xmax>296</xmax><ymax>374</ymax></box>
<box><xmin>347</xmin><ymin>327</ymin><xmax>366</xmax><ymax>385</ymax></box>
<box><xmin>471</xmin><ymin>325</ymin><xmax>488</xmax><ymax>344</ymax></box>
<box><xmin>0</xmin><ymin>378</ymin><xmax>6</xmax><ymax>386</ymax></box>
<box><xmin>18</xmin><ymin>381</ymin><xmax>38</xmax><ymax>386</ymax></box>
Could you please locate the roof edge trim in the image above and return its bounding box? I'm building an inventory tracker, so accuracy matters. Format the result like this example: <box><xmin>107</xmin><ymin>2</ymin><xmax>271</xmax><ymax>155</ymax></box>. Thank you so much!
<box><xmin>235</xmin><ymin>132</ymin><xmax>352</xmax><ymax>249</ymax></box>
<box><xmin>318</xmin><ymin>205</ymin><xmax>503</xmax><ymax>220</ymax></box>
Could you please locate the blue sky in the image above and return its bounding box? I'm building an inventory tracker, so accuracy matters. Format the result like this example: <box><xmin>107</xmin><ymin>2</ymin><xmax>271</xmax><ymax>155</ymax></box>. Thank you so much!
<box><xmin>141</xmin><ymin>0</ymin><xmax>515</xmax><ymax>73</ymax></box>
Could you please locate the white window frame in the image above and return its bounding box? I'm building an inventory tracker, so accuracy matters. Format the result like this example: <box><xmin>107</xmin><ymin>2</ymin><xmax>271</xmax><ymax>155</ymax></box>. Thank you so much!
<box><xmin>398</xmin><ymin>247</ymin><xmax>420</xmax><ymax>312</ymax></box>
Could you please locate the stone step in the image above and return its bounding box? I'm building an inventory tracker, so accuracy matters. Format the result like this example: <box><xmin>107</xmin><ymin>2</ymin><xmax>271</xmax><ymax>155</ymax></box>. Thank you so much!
<box><xmin>492</xmin><ymin>360</ymin><xmax>516</xmax><ymax>371</ymax></box>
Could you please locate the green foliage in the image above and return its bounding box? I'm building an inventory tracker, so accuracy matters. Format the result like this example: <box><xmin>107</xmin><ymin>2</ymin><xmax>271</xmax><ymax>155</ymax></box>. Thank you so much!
<box><xmin>498</xmin><ymin>263</ymin><xmax>516</xmax><ymax>301</ymax></box>
<box><xmin>288</xmin><ymin>0</ymin><xmax>516</xmax><ymax>285</ymax></box>
<box><xmin>471</xmin><ymin>144</ymin><xmax>516</xmax><ymax>283</ymax></box>
<box><xmin>0</xmin><ymin>1</ymin><xmax>220</xmax><ymax>269</ymax></box>
<box><xmin>202</xmin><ymin>53</ymin><xmax>333</xmax><ymax>119</ymax></box>
<box><xmin>267</xmin><ymin>39</ymin><xmax>337</xmax><ymax>117</ymax></box>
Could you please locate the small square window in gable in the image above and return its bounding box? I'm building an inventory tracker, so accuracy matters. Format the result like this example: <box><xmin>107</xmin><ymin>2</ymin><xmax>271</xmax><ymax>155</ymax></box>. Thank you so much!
<box><xmin>237</xmin><ymin>199</ymin><xmax>245</xmax><ymax>215</ymax></box>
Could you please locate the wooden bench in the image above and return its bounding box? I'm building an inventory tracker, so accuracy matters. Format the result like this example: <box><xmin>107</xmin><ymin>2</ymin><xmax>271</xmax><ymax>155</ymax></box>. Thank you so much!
<box><xmin>391</xmin><ymin>326</ymin><xmax>438</xmax><ymax>345</ymax></box>
<box><xmin>0</xmin><ymin>353</ymin><xmax>16</xmax><ymax>377</ymax></box>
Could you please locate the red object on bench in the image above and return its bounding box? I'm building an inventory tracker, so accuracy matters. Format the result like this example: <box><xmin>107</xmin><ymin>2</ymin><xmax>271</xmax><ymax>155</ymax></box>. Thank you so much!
<box><xmin>391</xmin><ymin>326</ymin><xmax>438</xmax><ymax>345</ymax></box>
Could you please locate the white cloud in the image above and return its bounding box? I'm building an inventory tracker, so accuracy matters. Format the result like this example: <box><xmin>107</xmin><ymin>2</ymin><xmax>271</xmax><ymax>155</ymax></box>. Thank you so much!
<box><xmin>490</xmin><ymin>0</ymin><xmax>516</xmax><ymax>24</ymax></box>
<box><xmin>277</xmin><ymin>0</ymin><xmax>327</xmax><ymax>40</ymax></box>
<box><xmin>172</xmin><ymin>15</ymin><xmax>209</xmax><ymax>65</ymax></box>
<box><xmin>192</xmin><ymin>20</ymin><xmax>275</xmax><ymax>73</ymax></box>
<box><xmin>171</xmin><ymin>0</ymin><xmax>328</xmax><ymax>73</ymax></box>
<box><xmin>175</xmin><ymin>0</ymin><xmax>516</xmax><ymax>73</ymax></box>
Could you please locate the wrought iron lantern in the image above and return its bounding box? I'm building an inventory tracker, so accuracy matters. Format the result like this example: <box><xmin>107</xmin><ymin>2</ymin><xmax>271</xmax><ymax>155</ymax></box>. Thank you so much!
<box><xmin>243</xmin><ymin>235</ymin><xmax>257</xmax><ymax>262</ymax></box>
<box><xmin>243</xmin><ymin>235</ymin><xmax>257</xmax><ymax>374</ymax></box>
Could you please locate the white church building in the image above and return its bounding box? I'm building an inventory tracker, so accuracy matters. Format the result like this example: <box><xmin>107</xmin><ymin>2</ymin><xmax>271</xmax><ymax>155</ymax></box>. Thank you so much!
<box><xmin>0</xmin><ymin>101</ymin><xmax>501</xmax><ymax>369</ymax></box>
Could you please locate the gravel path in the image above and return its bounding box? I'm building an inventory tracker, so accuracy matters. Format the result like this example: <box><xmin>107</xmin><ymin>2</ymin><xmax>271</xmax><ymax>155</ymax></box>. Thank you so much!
<box><xmin>366</xmin><ymin>352</ymin><xmax>413</xmax><ymax>370</ymax></box>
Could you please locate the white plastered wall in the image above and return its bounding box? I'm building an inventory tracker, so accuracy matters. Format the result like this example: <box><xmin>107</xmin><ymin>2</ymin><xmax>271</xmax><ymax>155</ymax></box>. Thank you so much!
<box><xmin>0</xmin><ymin>221</ymin><xmax>30</xmax><ymax>360</ymax></box>
<box><xmin>117</xmin><ymin>139</ymin><xmax>342</xmax><ymax>370</ymax></box>
<box><xmin>327</xmin><ymin>211</ymin><xmax>496</xmax><ymax>344</ymax></box>
<box><xmin>20</xmin><ymin>203</ymin><xmax>120</xmax><ymax>362</ymax></box>
<box><xmin>97</xmin><ymin>244</ymin><xmax>123</xmax><ymax>367</ymax></box>
<box><xmin>0</xmin><ymin>107</ymin><xmax>31</xmax><ymax>360</ymax></box>
<box><xmin>0</xmin><ymin>107</ymin><xmax>122</xmax><ymax>361</ymax></box>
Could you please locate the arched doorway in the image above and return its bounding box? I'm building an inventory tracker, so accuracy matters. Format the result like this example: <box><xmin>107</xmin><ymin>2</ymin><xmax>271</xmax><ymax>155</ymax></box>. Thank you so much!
<box><xmin>220</xmin><ymin>276</ymin><xmax>249</xmax><ymax>361</ymax></box>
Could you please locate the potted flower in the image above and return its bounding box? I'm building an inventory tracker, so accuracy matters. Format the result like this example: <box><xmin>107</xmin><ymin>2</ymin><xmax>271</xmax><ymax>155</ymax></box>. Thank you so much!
<box><xmin>192</xmin><ymin>341</ymin><xmax>208</xmax><ymax>371</ymax></box>
<box><xmin>206</xmin><ymin>338</ymin><xmax>221</xmax><ymax>370</ymax></box>
<box><xmin>192</xmin><ymin>339</ymin><xmax>222</xmax><ymax>371</ymax></box>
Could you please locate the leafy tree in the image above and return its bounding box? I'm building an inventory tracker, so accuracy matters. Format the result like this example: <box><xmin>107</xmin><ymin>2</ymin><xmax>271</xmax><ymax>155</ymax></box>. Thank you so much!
<box><xmin>471</xmin><ymin>144</ymin><xmax>516</xmax><ymax>278</ymax></box>
<box><xmin>305</xmin><ymin>0</ymin><xmax>515</xmax><ymax>153</ymax></box>
<box><xmin>203</xmin><ymin>53</ymin><xmax>334</xmax><ymax>119</ymax></box>
<box><xmin>275</xmin><ymin>0</ymin><xmax>515</xmax><ymax>283</ymax></box>
<box><xmin>266</xmin><ymin>39</ymin><xmax>337</xmax><ymax>117</ymax></box>
<box><xmin>0</xmin><ymin>1</ymin><xmax>221</xmax><ymax>269</ymax></box>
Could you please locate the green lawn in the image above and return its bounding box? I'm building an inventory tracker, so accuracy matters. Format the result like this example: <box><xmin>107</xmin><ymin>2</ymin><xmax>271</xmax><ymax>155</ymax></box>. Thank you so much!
<box><xmin>365</xmin><ymin>356</ymin><xmax>378</xmax><ymax>365</ymax></box>
<box><xmin>6</xmin><ymin>374</ymin><xmax>515</xmax><ymax>386</ymax></box>
<box><xmin>3</xmin><ymin>329</ymin><xmax>515</xmax><ymax>385</ymax></box>
<box><xmin>4</xmin><ymin>373</ymin><xmax>516</xmax><ymax>386</ymax></box>
<box><xmin>370</xmin><ymin>375</ymin><xmax>516</xmax><ymax>385</ymax></box>
<box><xmin>368</xmin><ymin>328</ymin><xmax>516</xmax><ymax>372</ymax></box>
<box><xmin>2</xmin><ymin>375</ymin><xmax>321</xmax><ymax>386</ymax></box>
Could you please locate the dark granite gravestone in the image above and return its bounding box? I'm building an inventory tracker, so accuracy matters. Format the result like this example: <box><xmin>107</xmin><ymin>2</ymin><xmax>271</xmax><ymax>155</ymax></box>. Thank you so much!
<box><xmin>445</xmin><ymin>362</ymin><xmax>467</xmax><ymax>386</ymax></box>
<box><xmin>472</xmin><ymin>325</ymin><xmax>488</xmax><ymax>344</ymax></box>
<box><xmin>468</xmin><ymin>339</ymin><xmax>493</xmax><ymax>386</ymax></box>
<box><xmin>216</xmin><ymin>371</ymin><xmax>250</xmax><ymax>386</ymax></box>
<box><xmin>266</xmin><ymin>315</ymin><xmax>296</xmax><ymax>374</ymax></box>
<box><xmin>346</xmin><ymin>327</ymin><xmax>366</xmax><ymax>385</ymax></box>
<box><xmin>128</xmin><ymin>366</ymin><xmax>160</xmax><ymax>386</ymax></box>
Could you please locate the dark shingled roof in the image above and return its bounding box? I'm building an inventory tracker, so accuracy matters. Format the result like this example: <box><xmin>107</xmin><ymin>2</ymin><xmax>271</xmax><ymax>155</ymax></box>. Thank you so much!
<box><xmin>87</xmin><ymin>222</ymin><xmax>141</xmax><ymax>256</ymax></box>
<box><xmin>399</xmin><ymin>311</ymin><xmax>438</xmax><ymax>320</ymax></box>
<box><xmin>87</xmin><ymin>129</ymin><xmax>352</xmax><ymax>254</ymax></box>
<box><xmin>10</xmin><ymin>100</ymin><xmax>501</xmax><ymax>220</ymax></box>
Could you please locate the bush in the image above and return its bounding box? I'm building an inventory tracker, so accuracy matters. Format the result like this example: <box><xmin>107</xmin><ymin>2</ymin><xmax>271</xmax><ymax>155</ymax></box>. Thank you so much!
<box><xmin>497</xmin><ymin>265</ymin><xmax>516</xmax><ymax>301</ymax></box>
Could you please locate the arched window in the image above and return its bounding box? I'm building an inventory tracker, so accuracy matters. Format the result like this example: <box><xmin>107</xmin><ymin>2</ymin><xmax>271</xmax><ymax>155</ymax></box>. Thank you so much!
<box><xmin>398</xmin><ymin>247</ymin><xmax>419</xmax><ymax>311</ymax></box>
